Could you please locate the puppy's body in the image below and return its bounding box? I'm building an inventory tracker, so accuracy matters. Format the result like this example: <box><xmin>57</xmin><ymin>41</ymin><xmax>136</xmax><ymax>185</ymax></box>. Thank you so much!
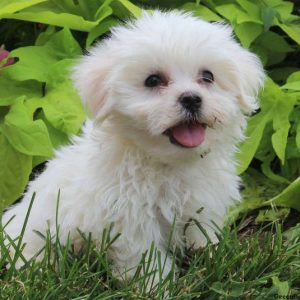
<box><xmin>3</xmin><ymin>11</ymin><xmax>264</xmax><ymax>277</ymax></box>
<box><xmin>4</xmin><ymin>119</ymin><xmax>239</xmax><ymax>271</ymax></box>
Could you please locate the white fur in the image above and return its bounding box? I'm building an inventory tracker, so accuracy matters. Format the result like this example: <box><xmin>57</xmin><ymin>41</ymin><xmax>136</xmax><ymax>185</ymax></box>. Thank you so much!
<box><xmin>2</xmin><ymin>11</ymin><xmax>264</xmax><ymax>279</ymax></box>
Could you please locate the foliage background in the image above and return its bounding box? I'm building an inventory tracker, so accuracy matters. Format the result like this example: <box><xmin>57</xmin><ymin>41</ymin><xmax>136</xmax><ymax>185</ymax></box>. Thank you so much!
<box><xmin>0</xmin><ymin>0</ymin><xmax>299</xmax><ymax>219</ymax></box>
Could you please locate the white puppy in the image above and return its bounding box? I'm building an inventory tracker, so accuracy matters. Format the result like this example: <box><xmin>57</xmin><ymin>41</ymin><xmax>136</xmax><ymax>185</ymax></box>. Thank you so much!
<box><xmin>3</xmin><ymin>11</ymin><xmax>264</xmax><ymax>278</ymax></box>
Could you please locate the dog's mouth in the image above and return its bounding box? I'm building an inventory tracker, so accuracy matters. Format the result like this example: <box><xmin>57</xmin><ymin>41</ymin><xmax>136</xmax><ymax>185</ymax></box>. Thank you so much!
<box><xmin>163</xmin><ymin>121</ymin><xmax>207</xmax><ymax>148</ymax></box>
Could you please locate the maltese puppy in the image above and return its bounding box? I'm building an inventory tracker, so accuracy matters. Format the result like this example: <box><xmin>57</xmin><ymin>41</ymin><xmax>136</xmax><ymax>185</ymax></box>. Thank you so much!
<box><xmin>3</xmin><ymin>11</ymin><xmax>264</xmax><ymax>279</ymax></box>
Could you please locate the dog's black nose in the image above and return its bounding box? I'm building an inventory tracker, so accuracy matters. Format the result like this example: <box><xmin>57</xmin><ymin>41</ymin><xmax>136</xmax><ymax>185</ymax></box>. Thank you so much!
<box><xmin>179</xmin><ymin>92</ymin><xmax>202</xmax><ymax>114</ymax></box>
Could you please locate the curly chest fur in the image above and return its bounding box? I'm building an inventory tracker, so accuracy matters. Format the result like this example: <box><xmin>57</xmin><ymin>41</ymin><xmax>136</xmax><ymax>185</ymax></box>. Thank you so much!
<box><xmin>92</xmin><ymin>146</ymin><xmax>235</xmax><ymax>249</ymax></box>
<box><xmin>102</xmin><ymin>150</ymin><xmax>191</xmax><ymax>224</ymax></box>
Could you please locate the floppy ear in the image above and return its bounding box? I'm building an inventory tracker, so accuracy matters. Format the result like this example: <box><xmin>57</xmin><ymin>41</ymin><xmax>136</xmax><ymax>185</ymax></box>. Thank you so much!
<box><xmin>234</xmin><ymin>48</ymin><xmax>265</xmax><ymax>114</ymax></box>
<box><xmin>72</xmin><ymin>42</ymin><xmax>116</xmax><ymax>120</ymax></box>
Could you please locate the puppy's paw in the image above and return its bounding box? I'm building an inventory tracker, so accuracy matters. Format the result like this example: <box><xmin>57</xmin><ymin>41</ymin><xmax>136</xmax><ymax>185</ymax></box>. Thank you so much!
<box><xmin>3</xmin><ymin>233</ymin><xmax>46</xmax><ymax>270</ymax></box>
<box><xmin>185</xmin><ymin>223</ymin><xmax>219</xmax><ymax>249</ymax></box>
<box><xmin>5</xmin><ymin>247</ymin><xmax>42</xmax><ymax>270</ymax></box>
<box><xmin>112</xmin><ymin>254</ymin><xmax>174</xmax><ymax>292</ymax></box>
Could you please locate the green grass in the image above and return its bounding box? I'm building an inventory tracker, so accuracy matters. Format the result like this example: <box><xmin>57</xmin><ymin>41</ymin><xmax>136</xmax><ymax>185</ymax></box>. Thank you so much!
<box><xmin>1</xmin><ymin>206</ymin><xmax>300</xmax><ymax>299</ymax></box>
<box><xmin>0</xmin><ymin>195</ymin><xmax>300</xmax><ymax>299</ymax></box>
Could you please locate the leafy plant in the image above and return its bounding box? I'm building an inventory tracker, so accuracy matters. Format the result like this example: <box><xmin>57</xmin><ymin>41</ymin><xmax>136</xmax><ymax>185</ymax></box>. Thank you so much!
<box><xmin>0</xmin><ymin>0</ymin><xmax>299</xmax><ymax>218</ymax></box>
<box><xmin>0</xmin><ymin>27</ymin><xmax>85</xmax><ymax>211</ymax></box>
<box><xmin>199</xmin><ymin>0</ymin><xmax>300</xmax><ymax>219</ymax></box>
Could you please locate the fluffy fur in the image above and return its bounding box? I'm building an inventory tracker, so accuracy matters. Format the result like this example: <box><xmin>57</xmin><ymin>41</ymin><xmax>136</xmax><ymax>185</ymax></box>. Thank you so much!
<box><xmin>3</xmin><ymin>11</ymin><xmax>264</xmax><ymax>279</ymax></box>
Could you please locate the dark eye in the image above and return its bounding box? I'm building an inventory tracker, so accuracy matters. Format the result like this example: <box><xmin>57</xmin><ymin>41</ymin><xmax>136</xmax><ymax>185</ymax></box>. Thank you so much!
<box><xmin>202</xmin><ymin>70</ymin><xmax>214</xmax><ymax>83</ymax></box>
<box><xmin>145</xmin><ymin>74</ymin><xmax>163</xmax><ymax>87</ymax></box>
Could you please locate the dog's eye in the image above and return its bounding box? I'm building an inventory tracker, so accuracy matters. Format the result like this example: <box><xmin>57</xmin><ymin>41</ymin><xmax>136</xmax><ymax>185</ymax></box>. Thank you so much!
<box><xmin>145</xmin><ymin>74</ymin><xmax>163</xmax><ymax>88</ymax></box>
<box><xmin>202</xmin><ymin>70</ymin><xmax>214</xmax><ymax>83</ymax></box>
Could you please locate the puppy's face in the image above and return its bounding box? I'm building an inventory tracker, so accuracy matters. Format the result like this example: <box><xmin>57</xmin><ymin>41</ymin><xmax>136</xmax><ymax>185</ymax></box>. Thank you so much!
<box><xmin>74</xmin><ymin>12</ymin><xmax>264</xmax><ymax>162</ymax></box>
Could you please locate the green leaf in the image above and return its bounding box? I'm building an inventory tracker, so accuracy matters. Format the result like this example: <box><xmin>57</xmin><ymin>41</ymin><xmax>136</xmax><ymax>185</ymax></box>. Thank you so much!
<box><xmin>271</xmin><ymin>276</ymin><xmax>289</xmax><ymax>296</ymax></box>
<box><xmin>181</xmin><ymin>3</ymin><xmax>222</xmax><ymax>22</ymax></box>
<box><xmin>0</xmin><ymin>133</ymin><xmax>32</xmax><ymax>212</ymax></box>
<box><xmin>3</xmin><ymin>28</ymin><xmax>81</xmax><ymax>82</ymax></box>
<box><xmin>265</xmin><ymin>177</ymin><xmax>300</xmax><ymax>211</ymax></box>
<box><xmin>272</xmin><ymin>2</ymin><xmax>296</xmax><ymax>22</ymax></box>
<box><xmin>251</xmin><ymin>45</ymin><xmax>268</xmax><ymax>66</ymax></box>
<box><xmin>116</xmin><ymin>0</ymin><xmax>142</xmax><ymax>18</ymax></box>
<box><xmin>261</xmin><ymin>7</ymin><xmax>277</xmax><ymax>31</ymax></box>
<box><xmin>2</xmin><ymin>101</ymin><xmax>53</xmax><ymax>157</ymax></box>
<box><xmin>0</xmin><ymin>77</ymin><xmax>41</xmax><ymax>106</ymax></box>
<box><xmin>234</xmin><ymin>22</ymin><xmax>263</xmax><ymax>48</ymax></box>
<box><xmin>271</xmin><ymin>98</ymin><xmax>294</xmax><ymax>163</ymax></box>
<box><xmin>2</xmin><ymin>9</ymin><xmax>99</xmax><ymax>32</ymax></box>
<box><xmin>30</xmin><ymin>111</ymin><xmax>70</xmax><ymax>168</ymax></box>
<box><xmin>216</xmin><ymin>4</ymin><xmax>262</xmax><ymax>24</ymax></box>
<box><xmin>270</xmin><ymin>67</ymin><xmax>299</xmax><ymax>83</ymax></box>
<box><xmin>94</xmin><ymin>1</ymin><xmax>113</xmax><ymax>22</ymax></box>
<box><xmin>236</xmin><ymin>0</ymin><xmax>261</xmax><ymax>20</ymax></box>
<box><xmin>296</xmin><ymin>123</ymin><xmax>300</xmax><ymax>152</ymax></box>
<box><xmin>281</xmin><ymin>81</ymin><xmax>300</xmax><ymax>91</ymax></box>
<box><xmin>2</xmin><ymin>121</ymin><xmax>53</xmax><ymax>157</ymax></box>
<box><xmin>0</xmin><ymin>0</ymin><xmax>46</xmax><ymax>17</ymax></box>
<box><xmin>261</xmin><ymin>156</ymin><xmax>290</xmax><ymax>184</ymax></box>
<box><xmin>47</xmin><ymin>59</ymin><xmax>78</xmax><ymax>87</ymax></box>
<box><xmin>255</xmin><ymin>122</ymin><xmax>273</xmax><ymax>160</ymax></box>
<box><xmin>278</xmin><ymin>23</ymin><xmax>300</xmax><ymax>45</ymax></box>
<box><xmin>44</xmin><ymin>27</ymin><xmax>82</xmax><ymax>59</ymax></box>
<box><xmin>35</xmin><ymin>26</ymin><xmax>57</xmax><ymax>46</ymax></box>
<box><xmin>286</xmin><ymin>71</ymin><xmax>300</xmax><ymax>83</ymax></box>
<box><xmin>267</xmin><ymin>52</ymin><xmax>286</xmax><ymax>67</ymax></box>
<box><xmin>260</xmin><ymin>77</ymin><xmax>285</xmax><ymax>109</ymax></box>
<box><xmin>285</xmin><ymin>138</ymin><xmax>300</xmax><ymax>160</ymax></box>
<box><xmin>39</xmin><ymin>112</ymin><xmax>70</xmax><ymax>149</ymax></box>
<box><xmin>43</xmin><ymin>81</ymin><xmax>85</xmax><ymax>135</ymax></box>
<box><xmin>210</xmin><ymin>282</ymin><xmax>227</xmax><ymax>296</ymax></box>
<box><xmin>237</xmin><ymin>75</ymin><xmax>295</xmax><ymax>173</ymax></box>
<box><xmin>255</xmin><ymin>31</ymin><xmax>294</xmax><ymax>53</ymax></box>
<box><xmin>4</xmin><ymin>46</ymin><xmax>57</xmax><ymax>82</ymax></box>
<box><xmin>237</xmin><ymin>111</ymin><xmax>272</xmax><ymax>174</ymax></box>
<box><xmin>229</xmin><ymin>283</ymin><xmax>244</xmax><ymax>297</ymax></box>
<box><xmin>282</xmin><ymin>71</ymin><xmax>300</xmax><ymax>90</ymax></box>
<box><xmin>255</xmin><ymin>207</ymin><xmax>290</xmax><ymax>223</ymax></box>
<box><xmin>4</xmin><ymin>97</ymin><xmax>34</xmax><ymax>123</ymax></box>
<box><xmin>227</xmin><ymin>169</ymin><xmax>287</xmax><ymax>223</ymax></box>
<box><xmin>284</xmin><ymin>223</ymin><xmax>300</xmax><ymax>242</ymax></box>
<box><xmin>238</xmin><ymin>75</ymin><xmax>297</xmax><ymax>174</ymax></box>
<box><xmin>86</xmin><ymin>17</ymin><xmax>119</xmax><ymax>48</ymax></box>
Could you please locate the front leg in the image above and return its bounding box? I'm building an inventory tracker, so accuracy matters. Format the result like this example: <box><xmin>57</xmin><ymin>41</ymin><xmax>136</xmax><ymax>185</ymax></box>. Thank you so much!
<box><xmin>107</xmin><ymin>219</ymin><xmax>174</xmax><ymax>288</ymax></box>
<box><xmin>110</xmin><ymin>245</ymin><xmax>173</xmax><ymax>284</ymax></box>
<box><xmin>184</xmin><ymin>216</ymin><xmax>219</xmax><ymax>249</ymax></box>
<box><xmin>2</xmin><ymin>197</ymin><xmax>52</xmax><ymax>268</ymax></box>
<box><xmin>183</xmin><ymin>206</ymin><xmax>223</xmax><ymax>249</ymax></box>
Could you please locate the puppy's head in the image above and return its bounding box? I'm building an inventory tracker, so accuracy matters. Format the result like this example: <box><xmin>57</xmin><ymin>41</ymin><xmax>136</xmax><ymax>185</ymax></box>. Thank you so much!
<box><xmin>73</xmin><ymin>11</ymin><xmax>264</xmax><ymax>162</ymax></box>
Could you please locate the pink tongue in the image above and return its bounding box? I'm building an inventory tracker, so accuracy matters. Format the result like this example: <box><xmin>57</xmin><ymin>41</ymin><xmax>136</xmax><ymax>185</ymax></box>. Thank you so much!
<box><xmin>171</xmin><ymin>123</ymin><xmax>206</xmax><ymax>148</ymax></box>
